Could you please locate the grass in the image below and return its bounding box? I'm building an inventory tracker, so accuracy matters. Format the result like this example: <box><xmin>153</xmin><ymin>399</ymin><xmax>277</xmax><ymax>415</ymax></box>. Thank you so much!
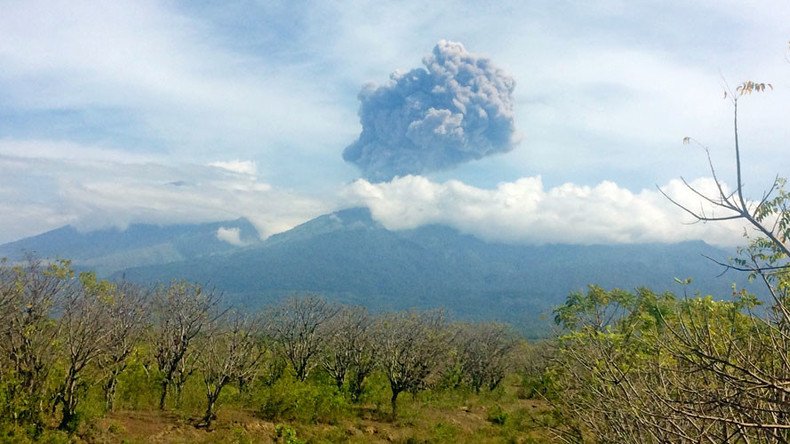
<box><xmin>73</xmin><ymin>373</ymin><xmax>553</xmax><ymax>443</ymax></box>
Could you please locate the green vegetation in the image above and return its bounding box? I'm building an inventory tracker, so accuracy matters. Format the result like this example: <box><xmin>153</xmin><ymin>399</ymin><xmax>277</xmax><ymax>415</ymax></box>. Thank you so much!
<box><xmin>0</xmin><ymin>262</ymin><xmax>555</xmax><ymax>442</ymax></box>
<box><xmin>539</xmin><ymin>81</ymin><xmax>790</xmax><ymax>443</ymax></box>
<box><xmin>1</xmin><ymin>260</ymin><xmax>785</xmax><ymax>442</ymax></box>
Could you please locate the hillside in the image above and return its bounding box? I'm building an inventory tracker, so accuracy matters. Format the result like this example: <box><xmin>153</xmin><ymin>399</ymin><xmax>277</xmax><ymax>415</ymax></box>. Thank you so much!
<box><xmin>116</xmin><ymin>208</ymin><xmax>750</xmax><ymax>336</ymax></box>
<box><xmin>0</xmin><ymin>218</ymin><xmax>260</xmax><ymax>276</ymax></box>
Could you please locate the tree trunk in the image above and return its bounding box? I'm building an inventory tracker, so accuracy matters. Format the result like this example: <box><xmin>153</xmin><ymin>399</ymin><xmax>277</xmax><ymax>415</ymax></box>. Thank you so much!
<box><xmin>104</xmin><ymin>375</ymin><xmax>119</xmax><ymax>412</ymax></box>
<box><xmin>350</xmin><ymin>371</ymin><xmax>367</xmax><ymax>402</ymax></box>
<box><xmin>174</xmin><ymin>382</ymin><xmax>184</xmax><ymax>409</ymax></box>
<box><xmin>390</xmin><ymin>389</ymin><xmax>400</xmax><ymax>420</ymax></box>
<box><xmin>202</xmin><ymin>396</ymin><xmax>217</xmax><ymax>428</ymax></box>
<box><xmin>295</xmin><ymin>362</ymin><xmax>307</xmax><ymax>382</ymax></box>
<box><xmin>201</xmin><ymin>384</ymin><xmax>225</xmax><ymax>428</ymax></box>
<box><xmin>58</xmin><ymin>373</ymin><xmax>78</xmax><ymax>431</ymax></box>
<box><xmin>159</xmin><ymin>380</ymin><xmax>169</xmax><ymax>410</ymax></box>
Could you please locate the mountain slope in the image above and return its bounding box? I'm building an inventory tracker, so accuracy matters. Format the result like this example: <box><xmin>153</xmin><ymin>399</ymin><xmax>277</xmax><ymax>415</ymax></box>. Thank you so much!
<box><xmin>118</xmin><ymin>208</ymin><xmax>750</xmax><ymax>336</ymax></box>
<box><xmin>0</xmin><ymin>218</ymin><xmax>260</xmax><ymax>276</ymax></box>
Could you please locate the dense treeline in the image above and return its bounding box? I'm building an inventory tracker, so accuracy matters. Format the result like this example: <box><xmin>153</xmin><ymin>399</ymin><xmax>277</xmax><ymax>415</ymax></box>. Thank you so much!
<box><xmin>0</xmin><ymin>258</ymin><xmax>526</xmax><ymax>441</ymax></box>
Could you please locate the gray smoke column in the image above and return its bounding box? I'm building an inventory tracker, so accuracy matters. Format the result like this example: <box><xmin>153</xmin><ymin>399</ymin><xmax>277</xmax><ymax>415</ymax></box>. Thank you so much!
<box><xmin>343</xmin><ymin>40</ymin><xmax>518</xmax><ymax>182</ymax></box>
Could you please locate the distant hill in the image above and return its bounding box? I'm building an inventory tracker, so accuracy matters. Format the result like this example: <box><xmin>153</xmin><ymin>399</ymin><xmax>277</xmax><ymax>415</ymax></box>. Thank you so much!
<box><xmin>112</xmin><ymin>208</ymin><xmax>751</xmax><ymax>337</ymax></box>
<box><xmin>0</xmin><ymin>218</ymin><xmax>260</xmax><ymax>276</ymax></box>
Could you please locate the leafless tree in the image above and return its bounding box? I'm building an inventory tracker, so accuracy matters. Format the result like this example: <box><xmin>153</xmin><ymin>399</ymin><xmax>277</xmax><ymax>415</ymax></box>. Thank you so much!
<box><xmin>267</xmin><ymin>295</ymin><xmax>339</xmax><ymax>382</ymax></box>
<box><xmin>455</xmin><ymin>322</ymin><xmax>518</xmax><ymax>393</ymax></box>
<box><xmin>197</xmin><ymin>310</ymin><xmax>266</xmax><ymax>428</ymax></box>
<box><xmin>373</xmin><ymin>310</ymin><xmax>449</xmax><ymax>419</ymax></box>
<box><xmin>152</xmin><ymin>281</ymin><xmax>220</xmax><ymax>410</ymax></box>
<box><xmin>319</xmin><ymin>305</ymin><xmax>377</xmax><ymax>400</ymax></box>
<box><xmin>53</xmin><ymin>272</ymin><xmax>115</xmax><ymax>430</ymax></box>
<box><xmin>662</xmin><ymin>81</ymin><xmax>788</xmax><ymax>290</ymax></box>
<box><xmin>100</xmin><ymin>281</ymin><xmax>149</xmax><ymax>412</ymax></box>
<box><xmin>0</xmin><ymin>257</ymin><xmax>71</xmax><ymax>428</ymax></box>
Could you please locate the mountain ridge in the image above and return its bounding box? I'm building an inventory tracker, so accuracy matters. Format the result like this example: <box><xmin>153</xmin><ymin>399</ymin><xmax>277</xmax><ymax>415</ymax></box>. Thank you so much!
<box><xmin>0</xmin><ymin>208</ymin><xmax>750</xmax><ymax>337</ymax></box>
<box><xmin>114</xmin><ymin>208</ymin><xmax>750</xmax><ymax>336</ymax></box>
<box><xmin>0</xmin><ymin>218</ymin><xmax>261</xmax><ymax>275</ymax></box>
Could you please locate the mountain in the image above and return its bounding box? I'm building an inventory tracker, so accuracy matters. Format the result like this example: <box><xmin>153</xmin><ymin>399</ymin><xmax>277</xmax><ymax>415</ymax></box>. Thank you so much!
<box><xmin>0</xmin><ymin>218</ymin><xmax>260</xmax><ymax>276</ymax></box>
<box><xmin>113</xmin><ymin>208</ymin><xmax>751</xmax><ymax>337</ymax></box>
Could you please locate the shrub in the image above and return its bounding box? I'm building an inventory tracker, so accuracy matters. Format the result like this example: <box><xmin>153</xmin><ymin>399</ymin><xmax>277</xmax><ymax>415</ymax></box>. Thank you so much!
<box><xmin>259</xmin><ymin>377</ymin><xmax>350</xmax><ymax>424</ymax></box>
<box><xmin>487</xmin><ymin>405</ymin><xmax>508</xmax><ymax>425</ymax></box>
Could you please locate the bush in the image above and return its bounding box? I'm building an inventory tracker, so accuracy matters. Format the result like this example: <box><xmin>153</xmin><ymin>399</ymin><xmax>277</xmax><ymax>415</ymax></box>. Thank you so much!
<box><xmin>274</xmin><ymin>424</ymin><xmax>305</xmax><ymax>444</ymax></box>
<box><xmin>259</xmin><ymin>377</ymin><xmax>350</xmax><ymax>424</ymax></box>
<box><xmin>487</xmin><ymin>405</ymin><xmax>508</xmax><ymax>425</ymax></box>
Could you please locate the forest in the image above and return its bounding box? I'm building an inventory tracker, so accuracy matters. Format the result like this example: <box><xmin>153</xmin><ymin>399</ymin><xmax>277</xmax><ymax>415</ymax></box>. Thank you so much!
<box><xmin>1</xmin><ymin>84</ymin><xmax>788</xmax><ymax>443</ymax></box>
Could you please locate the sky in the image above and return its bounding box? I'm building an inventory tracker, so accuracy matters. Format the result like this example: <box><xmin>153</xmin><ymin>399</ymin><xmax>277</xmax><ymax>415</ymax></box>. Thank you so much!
<box><xmin>1</xmin><ymin>0</ymin><xmax>788</xmax><ymax>246</ymax></box>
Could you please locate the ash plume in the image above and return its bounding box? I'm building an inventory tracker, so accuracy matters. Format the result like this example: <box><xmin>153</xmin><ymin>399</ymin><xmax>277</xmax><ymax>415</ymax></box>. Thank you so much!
<box><xmin>343</xmin><ymin>40</ymin><xmax>519</xmax><ymax>182</ymax></box>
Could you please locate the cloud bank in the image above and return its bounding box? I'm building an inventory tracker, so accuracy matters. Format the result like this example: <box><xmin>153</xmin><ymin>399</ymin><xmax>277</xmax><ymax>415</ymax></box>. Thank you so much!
<box><xmin>343</xmin><ymin>40</ymin><xmax>518</xmax><ymax>181</ymax></box>
<box><xmin>0</xmin><ymin>139</ymin><xmax>332</xmax><ymax>243</ymax></box>
<box><xmin>344</xmin><ymin>175</ymin><xmax>748</xmax><ymax>247</ymax></box>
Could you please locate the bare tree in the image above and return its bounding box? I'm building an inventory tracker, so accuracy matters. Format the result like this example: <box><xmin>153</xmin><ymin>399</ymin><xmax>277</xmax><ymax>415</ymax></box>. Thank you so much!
<box><xmin>319</xmin><ymin>305</ymin><xmax>376</xmax><ymax>397</ymax></box>
<box><xmin>455</xmin><ymin>322</ymin><xmax>518</xmax><ymax>393</ymax></box>
<box><xmin>54</xmin><ymin>272</ymin><xmax>115</xmax><ymax>430</ymax></box>
<box><xmin>152</xmin><ymin>281</ymin><xmax>219</xmax><ymax>410</ymax></box>
<box><xmin>347</xmin><ymin>312</ymin><xmax>377</xmax><ymax>403</ymax></box>
<box><xmin>0</xmin><ymin>257</ymin><xmax>71</xmax><ymax>428</ymax></box>
<box><xmin>100</xmin><ymin>281</ymin><xmax>149</xmax><ymax>412</ymax></box>
<box><xmin>373</xmin><ymin>310</ymin><xmax>449</xmax><ymax>419</ymax></box>
<box><xmin>197</xmin><ymin>310</ymin><xmax>266</xmax><ymax>428</ymax></box>
<box><xmin>267</xmin><ymin>295</ymin><xmax>338</xmax><ymax>382</ymax></box>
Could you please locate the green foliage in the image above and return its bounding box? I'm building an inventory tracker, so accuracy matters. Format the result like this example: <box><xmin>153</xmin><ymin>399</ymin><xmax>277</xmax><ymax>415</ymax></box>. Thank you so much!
<box><xmin>487</xmin><ymin>405</ymin><xmax>508</xmax><ymax>425</ymax></box>
<box><xmin>258</xmin><ymin>376</ymin><xmax>350</xmax><ymax>424</ymax></box>
<box><xmin>554</xmin><ymin>285</ymin><xmax>636</xmax><ymax>331</ymax></box>
<box><xmin>518</xmin><ymin>370</ymin><xmax>555</xmax><ymax>400</ymax></box>
<box><xmin>431</xmin><ymin>421</ymin><xmax>460</xmax><ymax>441</ymax></box>
<box><xmin>274</xmin><ymin>424</ymin><xmax>305</xmax><ymax>444</ymax></box>
<box><xmin>548</xmin><ymin>282</ymin><xmax>790</xmax><ymax>442</ymax></box>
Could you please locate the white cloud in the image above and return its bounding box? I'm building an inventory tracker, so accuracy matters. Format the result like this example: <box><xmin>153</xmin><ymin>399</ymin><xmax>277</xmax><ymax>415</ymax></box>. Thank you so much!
<box><xmin>0</xmin><ymin>0</ymin><xmax>355</xmax><ymax>169</ymax></box>
<box><xmin>208</xmin><ymin>160</ymin><xmax>257</xmax><ymax>176</ymax></box>
<box><xmin>0</xmin><ymin>138</ymin><xmax>159</xmax><ymax>164</ymax></box>
<box><xmin>216</xmin><ymin>227</ymin><xmax>245</xmax><ymax>246</ymax></box>
<box><xmin>344</xmin><ymin>175</ymin><xmax>749</xmax><ymax>247</ymax></box>
<box><xmin>0</xmin><ymin>141</ymin><xmax>333</xmax><ymax>243</ymax></box>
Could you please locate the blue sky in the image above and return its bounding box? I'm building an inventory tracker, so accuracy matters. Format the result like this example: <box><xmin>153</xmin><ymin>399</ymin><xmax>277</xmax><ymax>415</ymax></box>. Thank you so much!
<box><xmin>1</xmin><ymin>0</ymin><xmax>788</xmax><ymax>245</ymax></box>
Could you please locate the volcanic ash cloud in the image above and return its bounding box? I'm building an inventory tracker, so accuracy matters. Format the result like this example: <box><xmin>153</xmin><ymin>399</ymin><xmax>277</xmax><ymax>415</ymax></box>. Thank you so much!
<box><xmin>343</xmin><ymin>40</ymin><xmax>519</xmax><ymax>182</ymax></box>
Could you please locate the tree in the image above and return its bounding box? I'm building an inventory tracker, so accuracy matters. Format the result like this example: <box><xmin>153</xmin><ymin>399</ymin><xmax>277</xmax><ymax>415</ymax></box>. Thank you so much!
<box><xmin>455</xmin><ymin>322</ymin><xmax>518</xmax><ymax>393</ymax></box>
<box><xmin>658</xmin><ymin>81</ymin><xmax>790</xmax><ymax>440</ymax></box>
<box><xmin>0</xmin><ymin>258</ymin><xmax>72</xmax><ymax>429</ymax></box>
<box><xmin>152</xmin><ymin>281</ymin><xmax>219</xmax><ymax>410</ymax></box>
<box><xmin>267</xmin><ymin>295</ymin><xmax>338</xmax><ymax>382</ymax></box>
<box><xmin>550</xmin><ymin>285</ymin><xmax>788</xmax><ymax>443</ymax></box>
<box><xmin>319</xmin><ymin>305</ymin><xmax>376</xmax><ymax>400</ymax></box>
<box><xmin>53</xmin><ymin>272</ymin><xmax>115</xmax><ymax>431</ymax></box>
<box><xmin>373</xmin><ymin>310</ymin><xmax>449</xmax><ymax>419</ymax></box>
<box><xmin>545</xmin><ymin>83</ymin><xmax>790</xmax><ymax>442</ymax></box>
<box><xmin>100</xmin><ymin>281</ymin><xmax>149</xmax><ymax>412</ymax></box>
<box><xmin>197</xmin><ymin>310</ymin><xmax>265</xmax><ymax>428</ymax></box>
